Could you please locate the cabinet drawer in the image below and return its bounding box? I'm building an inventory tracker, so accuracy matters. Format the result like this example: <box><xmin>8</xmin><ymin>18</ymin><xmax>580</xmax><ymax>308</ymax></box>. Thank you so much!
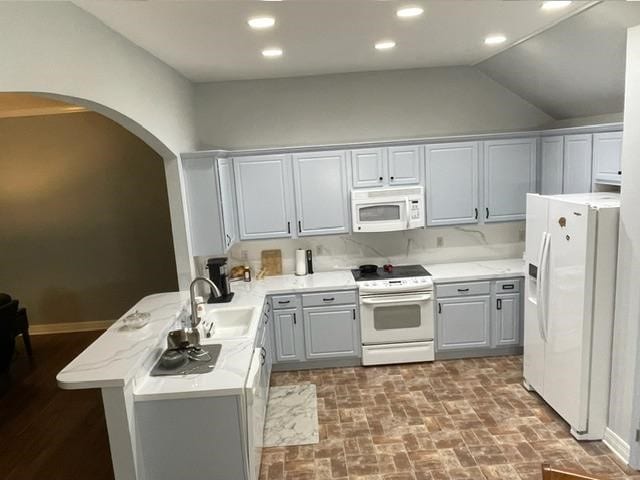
<box><xmin>271</xmin><ymin>295</ymin><xmax>299</xmax><ymax>309</ymax></box>
<box><xmin>437</xmin><ymin>281</ymin><xmax>490</xmax><ymax>298</ymax></box>
<box><xmin>495</xmin><ymin>279</ymin><xmax>520</xmax><ymax>294</ymax></box>
<box><xmin>302</xmin><ymin>290</ymin><xmax>357</xmax><ymax>307</ymax></box>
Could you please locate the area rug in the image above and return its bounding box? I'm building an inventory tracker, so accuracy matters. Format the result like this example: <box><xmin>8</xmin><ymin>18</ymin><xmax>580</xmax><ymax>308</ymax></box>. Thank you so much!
<box><xmin>263</xmin><ymin>384</ymin><xmax>319</xmax><ymax>447</ymax></box>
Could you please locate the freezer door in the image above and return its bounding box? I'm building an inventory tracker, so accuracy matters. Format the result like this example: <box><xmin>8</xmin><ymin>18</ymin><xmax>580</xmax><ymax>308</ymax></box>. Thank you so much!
<box><xmin>543</xmin><ymin>199</ymin><xmax>594</xmax><ymax>431</ymax></box>
<box><xmin>523</xmin><ymin>194</ymin><xmax>549</xmax><ymax>393</ymax></box>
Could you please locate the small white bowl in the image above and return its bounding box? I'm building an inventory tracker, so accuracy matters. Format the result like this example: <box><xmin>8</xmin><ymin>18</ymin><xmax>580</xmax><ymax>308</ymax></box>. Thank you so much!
<box><xmin>122</xmin><ymin>310</ymin><xmax>151</xmax><ymax>330</ymax></box>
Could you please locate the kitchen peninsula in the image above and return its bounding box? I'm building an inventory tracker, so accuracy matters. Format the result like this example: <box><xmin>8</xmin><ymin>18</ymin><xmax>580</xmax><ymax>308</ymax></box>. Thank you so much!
<box><xmin>58</xmin><ymin>258</ymin><xmax>524</xmax><ymax>480</ymax></box>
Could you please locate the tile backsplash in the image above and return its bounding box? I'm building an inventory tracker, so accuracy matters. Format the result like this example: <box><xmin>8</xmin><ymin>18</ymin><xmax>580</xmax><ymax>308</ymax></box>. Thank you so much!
<box><xmin>197</xmin><ymin>222</ymin><xmax>525</xmax><ymax>275</ymax></box>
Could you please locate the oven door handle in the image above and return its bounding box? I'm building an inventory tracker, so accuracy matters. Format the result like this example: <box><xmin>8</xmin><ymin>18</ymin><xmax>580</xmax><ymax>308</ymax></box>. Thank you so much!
<box><xmin>361</xmin><ymin>294</ymin><xmax>432</xmax><ymax>305</ymax></box>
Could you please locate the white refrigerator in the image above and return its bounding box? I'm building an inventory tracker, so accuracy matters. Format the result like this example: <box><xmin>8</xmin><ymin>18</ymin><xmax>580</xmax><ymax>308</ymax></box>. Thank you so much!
<box><xmin>523</xmin><ymin>192</ymin><xmax>620</xmax><ymax>440</ymax></box>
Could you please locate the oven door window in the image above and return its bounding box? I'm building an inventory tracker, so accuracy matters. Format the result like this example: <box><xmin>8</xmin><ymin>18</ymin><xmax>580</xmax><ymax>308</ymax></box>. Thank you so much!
<box><xmin>359</xmin><ymin>204</ymin><xmax>401</xmax><ymax>222</ymax></box>
<box><xmin>373</xmin><ymin>304</ymin><xmax>421</xmax><ymax>330</ymax></box>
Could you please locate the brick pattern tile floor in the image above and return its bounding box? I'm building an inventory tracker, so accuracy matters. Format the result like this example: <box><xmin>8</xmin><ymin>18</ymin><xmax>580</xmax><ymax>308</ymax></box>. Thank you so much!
<box><xmin>260</xmin><ymin>356</ymin><xmax>639</xmax><ymax>480</ymax></box>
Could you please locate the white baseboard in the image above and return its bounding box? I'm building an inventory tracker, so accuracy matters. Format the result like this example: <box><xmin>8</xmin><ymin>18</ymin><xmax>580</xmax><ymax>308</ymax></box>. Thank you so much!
<box><xmin>29</xmin><ymin>320</ymin><xmax>115</xmax><ymax>335</ymax></box>
<box><xmin>604</xmin><ymin>427</ymin><xmax>631</xmax><ymax>464</ymax></box>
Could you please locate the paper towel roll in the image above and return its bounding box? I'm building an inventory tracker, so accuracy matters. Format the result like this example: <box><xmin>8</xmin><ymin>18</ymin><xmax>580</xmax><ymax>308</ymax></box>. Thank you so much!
<box><xmin>295</xmin><ymin>249</ymin><xmax>307</xmax><ymax>276</ymax></box>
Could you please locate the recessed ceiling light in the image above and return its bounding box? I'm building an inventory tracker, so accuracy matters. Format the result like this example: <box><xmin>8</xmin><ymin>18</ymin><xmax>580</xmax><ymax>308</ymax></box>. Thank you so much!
<box><xmin>541</xmin><ymin>1</ymin><xmax>572</xmax><ymax>10</ymax></box>
<box><xmin>262</xmin><ymin>47</ymin><xmax>283</xmax><ymax>58</ymax></box>
<box><xmin>484</xmin><ymin>35</ymin><xmax>506</xmax><ymax>46</ymax></box>
<box><xmin>397</xmin><ymin>6</ymin><xmax>424</xmax><ymax>18</ymax></box>
<box><xmin>248</xmin><ymin>16</ymin><xmax>275</xmax><ymax>29</ymax></box>
<box><xmin>375</xmin><ymin>40</ymin><xmax>396</xmax><ymax>51</ymax></box>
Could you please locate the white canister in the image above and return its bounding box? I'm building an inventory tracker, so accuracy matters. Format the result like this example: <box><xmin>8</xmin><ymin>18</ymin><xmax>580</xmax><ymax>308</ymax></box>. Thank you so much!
<box><xmin>295</xmin><ymin>249</ymin><xmax>307</xmax><ymax>276</ymax></box>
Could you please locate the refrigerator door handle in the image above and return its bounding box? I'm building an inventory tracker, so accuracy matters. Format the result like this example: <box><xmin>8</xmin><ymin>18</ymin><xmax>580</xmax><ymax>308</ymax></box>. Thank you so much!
<box><xmin>538</xmin><ymin>233</ymin><xmax>551</xmax><ymax>342</ymax></box>
<box><xmin>536</xmin><ymin>232</ymin><xmax>548</xmax><ymax>342</ymax></box>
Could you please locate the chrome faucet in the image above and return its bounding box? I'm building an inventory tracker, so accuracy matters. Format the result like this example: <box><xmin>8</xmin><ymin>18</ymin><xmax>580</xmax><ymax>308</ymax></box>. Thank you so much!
<box><xmin>189</xmin><ymin>276</ymin><xmax>221</xmax><ymax>328</ymax></box>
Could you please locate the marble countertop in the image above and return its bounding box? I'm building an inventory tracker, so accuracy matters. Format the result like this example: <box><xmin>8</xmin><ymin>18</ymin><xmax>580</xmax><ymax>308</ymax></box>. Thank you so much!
<box><xmin>57</xmin><ymin>260</ymin><xmax>523</xmax><ymax>400</ymax></box>
<box><xmin>426</xmin><ymin>258</ymin><xmax>525</xmax><ymax>283</ymax></box>
<box><xmin>57</xmin><ymin>270</ymin><xmax>357</xmax><ymax>401</ymax></box>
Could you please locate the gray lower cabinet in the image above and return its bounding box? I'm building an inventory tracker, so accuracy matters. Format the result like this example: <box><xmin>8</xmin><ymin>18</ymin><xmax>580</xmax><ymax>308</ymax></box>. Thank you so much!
<box><xmin>270</xmin><ymin>290</ymin><xmax>361</xmax><ymax>368</ymax></box>
<box><xmin>437</xmin><ymin>296</ymin><xmax>491</xmax><ymax>351</ymax></box>
<box><xmin>436</xmin><ymin>278</ymin><xmax>523</xmax><ymax>358</ymax></box>
<box><xmin>303</xmin><ymin>305</ymin><xmax>360</xmax><ymax>359</ymax></box>
<box><xmin>494</xmin><ymin>293</ymin><xmax>520</xmax><ymax>347</ymax></box>
<box><xmin>273</xmin><ymin>308</ymin><xmax>304</xmax><ymax>362</ymax></box>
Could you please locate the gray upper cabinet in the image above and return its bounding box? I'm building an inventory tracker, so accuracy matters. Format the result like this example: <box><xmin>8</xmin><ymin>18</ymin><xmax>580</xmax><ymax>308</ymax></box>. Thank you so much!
<box><xmin>592</xmin><ymin>131</ymin><xmax>623</xmax><ymax>185</ymax></box>
<box><xmin>483</xmin><ymin>138</ymin><xmax>537</xmax><ymax>222</ymax></box>
<box><xmin>217</xmin><ymin>158</ymin><xmax>238</xmax><ymax>250</ymax></box>
<box><xmin>425</xmin><ymin>142</ymin><xmax>479</xmax><ymax>226</ymax></box>
<box><xmin>234</xmin><ymin>155</ymin><xmax>294</xmax><ymax>240</ymax></box>
<box><xmin>351</xmin><ymin>146</ymin><xmax>421</xmax><ymax>188</ymax></box>
<box><xmin>540</xmin><ymin>136</ymin><xmax>564</xmax><ymax>195</ymax></box>
<box><xmin>182</xmin><ymin>156</ymin><xmax>234</xmax><ymax>257</ymax></box>
<box><xmin>351</xmin><ymin>148</ymin><xmax>386</xmax><ymax>188</ymax></box>
<box><xmin>493</xmin><ymin>293</ymin><xmax>520</xmax><ymax>347</ymax></box>
<box><xmin>387</xmin><ymin>146</ymin><xmax>421</xmax><ymax>186</ymax></box>
<box><xmin>563</xmin><ymin>134</ymin><xmax>593</xmax><ymax>194</ymax></box>
<box><xmin>303</xmin><ymin>305</ymin><xmax>360</xmax><ymax>360</ymax></box>
<box><xmin>292</xmin><ymin>151</ymin><xmax>350</xmax><ymax>236</ymax></box>
<box><xmin>437</xmin><ymin>296</ymin><xmax>491</xmax><ymax>351</ymax></box>
<box><xmin>273</xmin><ymin>308</ymin><xmax>304</xmax><ymax>363</ymax></box>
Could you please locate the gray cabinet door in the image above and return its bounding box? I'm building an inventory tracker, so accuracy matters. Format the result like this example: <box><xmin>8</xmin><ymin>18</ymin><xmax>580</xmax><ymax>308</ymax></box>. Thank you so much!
<box><xmin>483</xmin><ymin>138</ymin><xmax>537</xmax><ymax>222</ymax></box>
<box><xmin>292</xmin><ymin>151</ymin><xmax>349</xmax><ymax>236</ymax></box>
<box><xmin>493</xmin><ymin>293</ymin><xmax>520</xmax><ymax>347</ymax></box>
<box><xmin>351</xmin><ymin>148</ymin><xmax>386</xmax><ymax>188</ymax></box>
<box><xmin>234</xmin><ymin>155</ymin><xmax>294</xmax><ymax>240</ymax></box>
<box><xmin>563</xmin><ymin>134</ymin><xmax>593</xmax><ymax>194</ymax></box>
<box><xmin>217</xmin><ymin>158</ymin><xmax>238</xmax><ymax>250</ymax></box>
<box><xmin>182</xmin><ymin>157</ymin><xmax>224</xmax><ymax>257</ymax></box>
<box><xmin>388</xmin><ymin>146</ymin><xmax>421</xmax><ymax>186</ymax></box>
<box><xmin>436</xmin><ymin>296</ymin><xmax>491</xmax><ymax>351</ymax></box>
<box><xmin>592</xmin><ymin>132</ymin><xmax>622</xmax><ymax>185</ymax></box>
<box><xmin>303</xmin><ymin>305</ymin><xmax>360</xmax><ymax>359</ymax></box>
<box><xmin>425</xmin><ymin>142</ymin><xmax>479</xmax><ymax>226</ymax></box>
<box><xmin>540</xmin><ymin>136</ymin><xmax>564</xmax><ymax>195</ymax></box>
<box><xmin>273</xmin><ymin>308</ymin><xmax>303</xmax><ymax>362</ymax></box>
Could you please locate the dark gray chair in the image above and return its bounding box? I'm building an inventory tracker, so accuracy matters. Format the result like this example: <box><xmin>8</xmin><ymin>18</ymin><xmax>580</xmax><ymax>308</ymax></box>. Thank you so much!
<box><xmin>0</xmin><ymin>293</ymin><xmax>32</xmax><ymax>362</ymax></box>
<box><xmin>0</xmin><ymin>299</ymin><xmax>18</xmax><ymax>374</ymax></box>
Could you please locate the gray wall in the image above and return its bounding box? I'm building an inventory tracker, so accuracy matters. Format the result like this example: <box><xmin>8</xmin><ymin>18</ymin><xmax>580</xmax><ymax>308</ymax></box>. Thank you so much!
<box><xmin>0</xmin><ymin>112</ymin><xmax>178</xmax><ymax>325</ymax></box>
<box><xmin>195</xmin><ymin>66</ymin><xmax>551</xmax><ymax>149</ymax></box>
<box><xmin>609</xmin><ymin>24</ymin><xmax>640</xmax><ymax>466</ymax></box>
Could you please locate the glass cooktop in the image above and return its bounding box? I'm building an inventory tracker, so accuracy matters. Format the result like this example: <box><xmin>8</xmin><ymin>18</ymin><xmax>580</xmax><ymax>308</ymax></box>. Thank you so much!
<box><xmin>351</xmin><ymin>264</ymin><xmax>431</xmax><ymax>282</ymax></box>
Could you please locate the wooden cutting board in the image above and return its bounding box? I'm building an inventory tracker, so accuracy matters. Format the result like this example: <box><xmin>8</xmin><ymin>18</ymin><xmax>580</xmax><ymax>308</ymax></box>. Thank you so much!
<box><xmin>261</xmin><ymin>249</ymin><xmax>282</xmax><ymax>276</ymax></box>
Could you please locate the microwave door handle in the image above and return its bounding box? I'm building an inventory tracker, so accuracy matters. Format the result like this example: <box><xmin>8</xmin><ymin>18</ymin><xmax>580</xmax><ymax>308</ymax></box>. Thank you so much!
<box><xmin>405</xmin><ymin>198</ymin><xmax>411</xmax><ymax>229</ymax></box>
<box><xmin>361</xmin><ymin>294</ymin><xmax>432</xmax><ymax>305</ymax></box>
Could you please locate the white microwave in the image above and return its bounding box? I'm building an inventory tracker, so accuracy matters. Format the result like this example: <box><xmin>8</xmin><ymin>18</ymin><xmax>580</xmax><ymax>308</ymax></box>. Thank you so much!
<box><xmin>351</xmin><ymin>186</ymin><xmax>425</xmax><ymax>233</ymax></box>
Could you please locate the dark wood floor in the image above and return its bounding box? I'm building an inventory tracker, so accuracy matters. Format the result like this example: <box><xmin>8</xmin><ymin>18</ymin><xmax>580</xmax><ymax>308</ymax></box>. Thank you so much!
<box><xmin>0</xmin><ymin>331</ymin><xmax>114</xmax><ymax>480</ymax></box>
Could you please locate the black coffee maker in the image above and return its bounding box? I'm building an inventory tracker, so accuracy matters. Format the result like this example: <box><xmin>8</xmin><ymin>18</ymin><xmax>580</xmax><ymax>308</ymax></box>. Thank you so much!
<box><xmin>206</xmin><ymin>257</ymin><xmax>234</xmax><ymax>303</ymax></box>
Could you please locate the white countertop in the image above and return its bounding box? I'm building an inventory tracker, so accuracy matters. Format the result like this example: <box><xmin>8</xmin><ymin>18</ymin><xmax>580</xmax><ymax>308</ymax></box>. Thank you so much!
<box><xmin>57</xmin><ymin>260</ymin><xmax>523</xmax><ymax>401</ymax></box>
<box><xmin>57</xmin><ymin>270</ymin><xmax>357</xmax><ymax>401</ymax></box>
<box><xmin>426</xmin><ymin>258</ymin><xmax>525</xmax><ymax>283</ymax></box>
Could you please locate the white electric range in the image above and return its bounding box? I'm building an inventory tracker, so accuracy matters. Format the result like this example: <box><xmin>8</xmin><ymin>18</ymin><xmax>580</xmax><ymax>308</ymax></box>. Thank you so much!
<box><xmin>352</xmin><ymin>265</ymin><xmax>434</xmax><ymax>366</ymax></box>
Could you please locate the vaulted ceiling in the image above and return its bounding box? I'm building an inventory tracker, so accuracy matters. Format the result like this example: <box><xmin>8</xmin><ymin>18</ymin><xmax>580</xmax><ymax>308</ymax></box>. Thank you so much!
<box><xmin>478</xmin><ymin>1</ymin><xmax>640</xmax><ymax>119</ymax></box>
<box><xmin>74</xmin><ymin>1</ymin><xmax>640</xmax><ymax>121</ymax></box>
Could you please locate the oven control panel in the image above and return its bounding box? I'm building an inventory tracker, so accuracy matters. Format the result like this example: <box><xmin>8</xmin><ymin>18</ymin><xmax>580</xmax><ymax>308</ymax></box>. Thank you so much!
<box><xmin>358</xmin><ymin>276</ymin><xmax>433</xmax><ymax>294</ymax></box>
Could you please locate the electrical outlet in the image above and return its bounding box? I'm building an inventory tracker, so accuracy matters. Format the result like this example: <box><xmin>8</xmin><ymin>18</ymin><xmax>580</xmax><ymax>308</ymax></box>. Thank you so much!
<box><xmin>436</xmin><ymin>236</ymin><xmax>444</xmax><ymax>248</ymax></box>
<box><xmin>240</xmin><ymin>250</ymin><xmax>249</xmax><ymax>262</ymax></box>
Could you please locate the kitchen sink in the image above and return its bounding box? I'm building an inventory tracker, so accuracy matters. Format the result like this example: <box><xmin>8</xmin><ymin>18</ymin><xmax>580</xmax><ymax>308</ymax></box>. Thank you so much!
<box><xmin>203</xmin><ymin>306</ymin><xmax>255</xmax><ymax>339</ymax></box>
